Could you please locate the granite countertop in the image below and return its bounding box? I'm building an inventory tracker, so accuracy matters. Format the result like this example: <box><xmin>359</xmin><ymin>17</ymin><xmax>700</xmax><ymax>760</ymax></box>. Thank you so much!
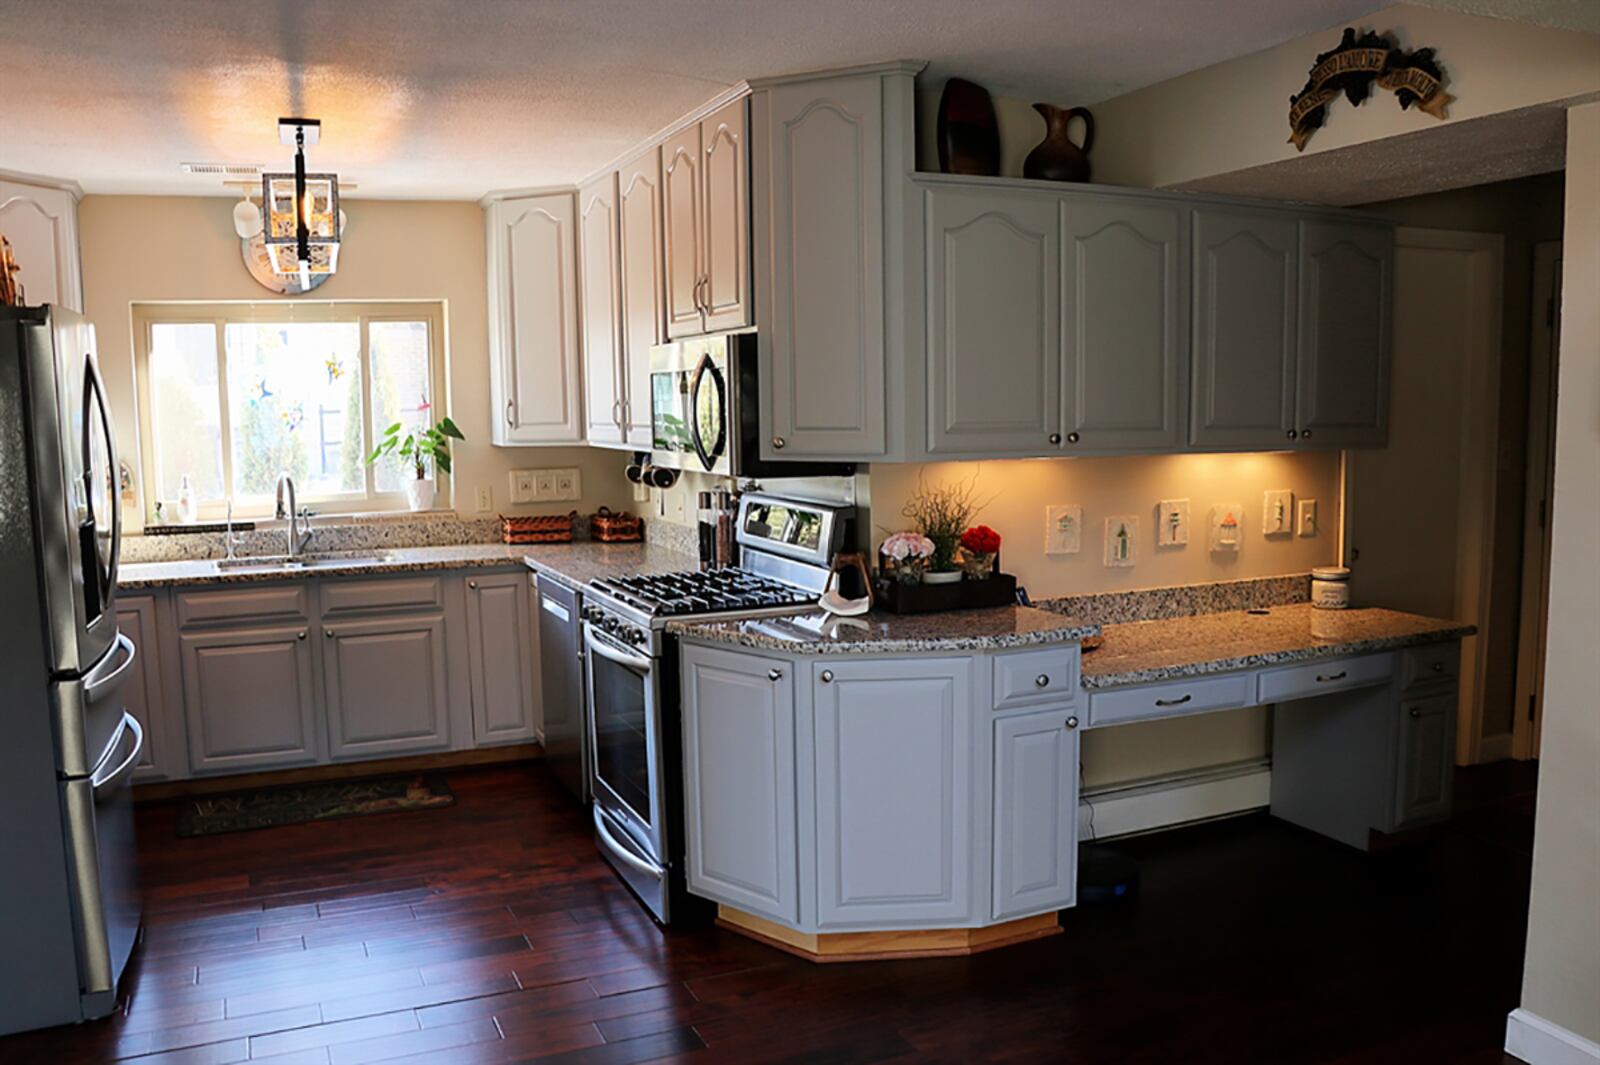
<box><xmin>520</xmin><ymin>541</ymin><xmax>701</xmax><ymax>588</ymax></box>
<box><xmin>118</xmin><ymin>543</ymin><xmax>542</xmax><ymax>589</ymax></box>
<box><xmin>1081</xmin><ymin>602</ymin><xmax>1476</xmax><ymax>689</ymax></box>
<box><xmin>668</xmin><ymin>605</ymin><xmax>1101</xmax><ymax>655</ymax></box>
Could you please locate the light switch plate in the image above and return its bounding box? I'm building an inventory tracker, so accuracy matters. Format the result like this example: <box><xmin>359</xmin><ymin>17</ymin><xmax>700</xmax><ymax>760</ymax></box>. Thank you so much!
<box><xmin>1263</xmin><ymin>489</ymin><xmax>1294</xmax><ymax>537</ymax></box>
<box><xmin>553</xmin><ymin>468</ymin><xmax>581</xmax><ymax>501</ymax></box>
<box><xmin>534</xmin><ymin>472</ymin><xmax>558</xmax><ymax>500</ymax></box>
<box><xmin>1157</xmin><ymin>499</ymin><xmax>1190</xmax><ymax>547</ymax></box>
<box><xmin>1298</xmin><ymin>499</ymin><xmax>1318</xmax><ymax>537</ymax></box>
<box><xmin>474</xmin><ymin>486</ymin><xmax>493</xmax><ymax>512</ymax></box>
<box><xmin>1045</xmin><ymin>504</ymin><xmax>1082</xmax><ymax>555</ymax></box>
<box><xmin>508</xmin><ymin>469</ymin><xmax>537</xmax><ymax>504</ymax></box>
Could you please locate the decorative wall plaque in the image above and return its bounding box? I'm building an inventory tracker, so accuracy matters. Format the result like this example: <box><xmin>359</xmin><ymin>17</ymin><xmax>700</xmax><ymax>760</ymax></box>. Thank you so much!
<box><xmin>1288</xmin><ymin>27</ymin><xmax>1454</xmax><ymax>151</ymax></box>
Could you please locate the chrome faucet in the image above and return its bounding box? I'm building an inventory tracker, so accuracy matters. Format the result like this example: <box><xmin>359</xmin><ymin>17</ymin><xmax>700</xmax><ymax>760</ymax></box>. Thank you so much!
<box><xmin>273</xmin><ymin>474</ymin><xmax>315</xmax><ymax>557</ymax></box>
<box><xmin>223</xmin><ymin>499</ymin><xmax>245</xmax><ymax>561</ymax></box>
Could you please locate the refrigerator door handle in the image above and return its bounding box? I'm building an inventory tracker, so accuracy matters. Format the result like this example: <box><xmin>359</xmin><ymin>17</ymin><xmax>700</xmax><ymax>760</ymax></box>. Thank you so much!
<box><xmin>91</xmin><ymin>713</ymin><xmax>142</xmax><ymax>797</ymax></box>
<box><xmin>85</xmin><ymin>633</ymin><xmax>136</xmax><ymax>705</ymax></box>
<box><xmin>81</xmin><ymin>352</ymin><xmax>121</xmax><ymax>616</ymax></box>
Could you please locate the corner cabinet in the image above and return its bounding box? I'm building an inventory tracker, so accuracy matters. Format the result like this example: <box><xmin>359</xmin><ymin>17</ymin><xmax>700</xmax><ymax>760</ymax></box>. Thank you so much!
<box><xmin>485</xmin><ymin>191</ymin><xmax>584</xmax><ymax>445</ymax></box>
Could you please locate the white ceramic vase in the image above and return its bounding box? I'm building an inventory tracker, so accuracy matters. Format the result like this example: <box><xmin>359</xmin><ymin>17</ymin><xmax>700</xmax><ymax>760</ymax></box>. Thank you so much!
<box><xmin>923</xmin><ymin>570</ymin><xmax>962</xmax><ymax>585</ymax></box>
<box><xmin>405</xmin><ymin>476</ymin><xmax>435</xmax><ymax>512</ymax></box>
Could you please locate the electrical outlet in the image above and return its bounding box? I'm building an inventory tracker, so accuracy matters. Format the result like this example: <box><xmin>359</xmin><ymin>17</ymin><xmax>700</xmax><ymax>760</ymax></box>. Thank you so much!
<box><xmin>553</xmin><ymin>468</ymin><xmax>581</xmax><ymax>501</ymax></box>
<box><xmin>508</xmin><ymin>469</ymin><xmax>537</xmax><ymax>504</ymax></box>
<box><xmin>1298</xmin><ymin>499</ymin><xmax>1318</xmax><ymax>537</ymax></box>
<box><xmin>1262</xmin><ymin>490</ymin><xmax>1294</xmax><ymax>537</ymax></box>
<box><xmin>474</xmin><ymin>486</ymin><xmax>493</xmax><ymax>513</ymax></box>
<box><xmin>534</xmin><ymin>472</ymin><xmax>558</xmax><ymax>500</ymax></box>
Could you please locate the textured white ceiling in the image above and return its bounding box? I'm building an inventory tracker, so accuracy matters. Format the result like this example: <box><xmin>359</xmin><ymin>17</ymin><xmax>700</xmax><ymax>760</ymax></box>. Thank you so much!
<box><xmin>0</xmin><ymin>0</ymin><xmax>1408</xmax><ymax>199</ymax></box>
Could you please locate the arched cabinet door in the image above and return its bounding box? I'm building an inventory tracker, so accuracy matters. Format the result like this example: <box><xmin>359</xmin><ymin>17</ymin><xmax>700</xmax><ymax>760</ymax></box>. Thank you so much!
<box><xmin>1296</xmin><ymin>220</ymin><xmax>1392</xmax><ymax>446</ymax></box>
<box><xmin>700</xmin><ymin>98</ymin><xmax>750</xmax><ymax>333</ymax></box>
<box><xmin>1060</xmin><ymin>195</ymin><xmax>1188</xmax><ymax>452</ymax></box>
<box><xmin>0</xmin><ymin>178</ymin><xmax>82</xmax><ymax>312</ymax></box>
<box><xmin>661</xmin><ymin>125</ymin><xmax>705</xmax><ymax>340</ymax></box>
<box><xmin>578</xmin><ymin>172</ymin><xmax>623</xmax><ymax>445</ymax></box>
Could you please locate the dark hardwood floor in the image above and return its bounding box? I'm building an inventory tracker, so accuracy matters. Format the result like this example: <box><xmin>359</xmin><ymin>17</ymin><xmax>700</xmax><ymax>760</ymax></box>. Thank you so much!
<box><xmin>1</xmin><ymin>761</ymin><xmax>1537</xmax><ymax>1064</ymax></box>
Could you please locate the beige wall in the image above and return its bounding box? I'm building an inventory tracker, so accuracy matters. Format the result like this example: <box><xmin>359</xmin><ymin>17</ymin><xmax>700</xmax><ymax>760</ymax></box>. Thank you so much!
<box><xmin>1516</xmin><ymin>100</ymin><xmax>1600</xmax><ymax>1047</ymax></box>
<box><xmin>1086</xmin><ymin>4</ymin><xmax>1600</xmax><ymax>189</ymax></box>
<box><xmin>77</xmin><ymin>195</ymin><xmax>632</xmax><ymax>529</ymax></box>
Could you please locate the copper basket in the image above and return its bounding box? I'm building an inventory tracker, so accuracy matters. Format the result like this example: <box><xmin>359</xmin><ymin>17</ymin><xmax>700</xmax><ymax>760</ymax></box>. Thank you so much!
<box><xmin>500</xmin><ymin>512</ymin><xmax>575</xmax><ymax>545</ymax></box>
<box><xmin>589</xmin><ymin>507</ymin><xmax>644</xmax><ymax>543</ymax></box>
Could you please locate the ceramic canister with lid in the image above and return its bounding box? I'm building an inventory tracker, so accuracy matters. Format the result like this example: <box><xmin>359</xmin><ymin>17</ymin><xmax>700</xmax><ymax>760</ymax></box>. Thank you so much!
<box><xmin>1311</xmin><ymin>566</ymin><xmax>1351</xmax><ymax>609</ymax></box>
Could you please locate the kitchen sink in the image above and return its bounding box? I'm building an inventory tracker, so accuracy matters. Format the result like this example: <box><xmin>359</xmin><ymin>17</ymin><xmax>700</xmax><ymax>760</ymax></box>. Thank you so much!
<box><xmin>214</xmin><ymin>550</ymin><xmax>398</xmax><ymax>572</ymax></box>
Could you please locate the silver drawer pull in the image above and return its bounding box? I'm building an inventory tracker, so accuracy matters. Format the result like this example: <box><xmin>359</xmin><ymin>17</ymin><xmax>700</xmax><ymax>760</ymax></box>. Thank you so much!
<box><xmin>1154</xmin><ymin>694</ymin><xmax>1192</xmax><ymax>707</ymax></box>
<box><xmin>1316</xmin><ymin>671</ymin><xmax>1348</xmax><ymax>683</ymax></box>
<box><xmin>1034</xmin><ymin>674</ymin><xmax>1050</xmax><ymax>688</ymax></box>
<box><xmin>768</xmin><ymin>668</ymin><xmax>784</xmax><ymax>681</ymax></box>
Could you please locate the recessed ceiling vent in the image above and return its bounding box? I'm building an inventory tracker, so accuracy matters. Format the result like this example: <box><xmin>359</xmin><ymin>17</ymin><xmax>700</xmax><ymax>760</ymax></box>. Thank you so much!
<box><xmin>179</xmin><ymin>162</ymin><xmax>265</xmax><ymax>176</ymax></box>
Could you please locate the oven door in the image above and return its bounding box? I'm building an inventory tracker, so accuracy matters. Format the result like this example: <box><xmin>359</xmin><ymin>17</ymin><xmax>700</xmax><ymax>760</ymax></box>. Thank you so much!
<box><xmin>583</xmin><ymin>624</ymin><xmax>666</xmax><ymax>870</ymax></box>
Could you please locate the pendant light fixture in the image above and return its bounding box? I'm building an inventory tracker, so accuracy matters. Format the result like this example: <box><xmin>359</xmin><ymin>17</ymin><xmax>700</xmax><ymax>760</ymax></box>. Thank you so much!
<box><xmin>262</xmin><ymin>118</ymin><xmax>340</xmax><ymax>290</ymax></box>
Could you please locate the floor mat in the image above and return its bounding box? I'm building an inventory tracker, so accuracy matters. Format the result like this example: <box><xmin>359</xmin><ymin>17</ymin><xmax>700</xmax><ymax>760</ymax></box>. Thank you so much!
<box><xmin>176</xmin><ymin>774</ymin><xmax>456</xmax><ymax>837</ymax></box>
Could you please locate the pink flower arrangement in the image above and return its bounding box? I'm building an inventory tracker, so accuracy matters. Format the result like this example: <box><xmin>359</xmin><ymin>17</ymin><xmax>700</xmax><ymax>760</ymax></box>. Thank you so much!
<box><xmin>881</xmin><ymin>531</ymin><xmax>935</xmax><ymax>562</ymax></box>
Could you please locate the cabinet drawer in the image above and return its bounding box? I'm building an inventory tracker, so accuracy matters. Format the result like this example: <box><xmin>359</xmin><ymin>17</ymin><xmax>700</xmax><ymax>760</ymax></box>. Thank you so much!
<box><xmin>1087</xmin><ymin>672</ymin><xmax>1253</xmax><ymax>727</ymax></box>
<box><xmin>321</xmin><ymin>576</ymin><xmax>444</xmax><ymax>616</ymax></box>
<box><xmin>1257</xmin><ymin>652</ymin><xmax>1393</xmax><ymax>703</ymax></box>
<box><xmin>1401</xmin><ymin>643</ymin><xmax>1459</xmax><ymax>689</ymax></box>
<box><xmin>177</xmin><ymin>585</ymin><xmax>310</xmax><ymax>628</ymax></box>
<box><xmin>993</xmin><ymin>646</ymin><xmax>1080</xmax><ymax>711</ymax></box>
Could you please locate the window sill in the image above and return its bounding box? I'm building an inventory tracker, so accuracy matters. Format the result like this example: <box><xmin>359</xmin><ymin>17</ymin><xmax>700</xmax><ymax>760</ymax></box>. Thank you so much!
<box><xmin>132</xmin><ymin>507</ymin><xmax>465</xmax><ymax>535</ymax></box>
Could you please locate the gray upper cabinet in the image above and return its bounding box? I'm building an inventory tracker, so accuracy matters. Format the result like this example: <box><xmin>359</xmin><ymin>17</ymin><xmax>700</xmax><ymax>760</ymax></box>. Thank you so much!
<box><xmin>618</xmin><ymin>146</ymin><xmax>665</xmax><ymax>447</ymax></box>
<box><xmin>179</xmin><ymin>624</ymin><xmax>319</xmax><ymax>773</ymax></box>
<box><xmin>486</xmin><ymin>192</ymin><xmax>584</xmax><ymax>445</ymax></box>
<box><xmin>465</xmin><ymin>573</ymin><xmax>537</xmax><ymax>745</ymax></box>
<box><xmin>992</xmin><ymin>708</ymin><xmax>1080</xmax><ymax>921</ymax></box>
<box><xmin>1190</xmin><ymin>209</ymin><xmax>1298</xmax><ymax>449</ymax></box>
<box><xmin>925</xmin><ymin>187</ymin><xmax>1060</xmax><ymax>455</ymax></box>
<box><xmin>700</xmin><ymin>98</ymin><xmax>751</xmax><ymax>334</ymax></box>
<box><xmin>579</xmin><ymin>172</ymin><xmax>624</xmax><ymax>445</ymax></box>
<box><xmin>682</xmin><ymin>644</ymin><xmax>799</xmax><ymax>925</ymax></box>
<box><xmin>1060</xmin><ymin>195</ymin><xmax>1187</xmax><ymax>451</ymax></box>
<box><xmin>812</xmin><ymin>657</ymin><xmax>973</xmax><ymax>928</ymax></box>
<box><xmin>755</xmin><ymin>73</ymin><xmax>890</xmax><ymax>458</ymax></box>
<box><xmin>1296</xmin><ymin>219</ymin><xmax>1392</xmax><ymax>446</ymax></box>
<box><xmin>322</xmin><ymin>614</ymin><xmax>450</xmax><ymax>759</ymax></box>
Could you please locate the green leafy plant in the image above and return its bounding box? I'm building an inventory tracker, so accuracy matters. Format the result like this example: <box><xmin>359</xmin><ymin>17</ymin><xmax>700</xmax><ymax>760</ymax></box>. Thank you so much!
<box><xmin>901</xmin><ymin>471</ymin><xmax>991</xmax><ymax>572</ymax></box>
<box><xmin>366</xmin><ymin>417</ymin><xmax>465</xmax><ymax>480</ymax></box>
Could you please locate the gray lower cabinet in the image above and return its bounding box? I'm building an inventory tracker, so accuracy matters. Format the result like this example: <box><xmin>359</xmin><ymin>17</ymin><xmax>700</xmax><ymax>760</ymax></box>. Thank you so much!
<box><xmin>322</xmin><ymin>613</ymin><xmax>450</xmax><ymax>759</ymax></box>
<box><xmin>1060</xmin><ymin>195</ymin><xmax>1187</xmax><ymax>451</ymax></box>
<box><xmin>1190</xmin><ymin>208</ymin><xmax>1298</xmax><ymax>449</ymax></box>
<box><xmin>1296</xmin><ymin>219</ymin><xmax>1392</xmax><ymax>446</ymax></box>
<box><xmin>465</xmin><ymin>572</ymin><xmax>537</xmax><ymax>745</ymax></box>
<box><xmin>179</xmin><ymin>624</ymin><xmax>320</xmax><ymax>773</ymax></box>
<box><xmin>812</xmin><ymin>657</ymin><xmax>974</xmax><ymax>928</ymax></box>
<box><xmin>681</xmin><ymin>645</ymin><xmax>799</xmax><ymax>924</ymax></box>
<box><xmin>992</xmin><ymin>708</ymin><xmax>1080</xmax><ymax>921</ymax></box>
<box><xmin>116</xmin><ymin>595</ymin><xmax>173</xmax><ymax>783</ymax></box>
<box><xmin>1394</xmin><ymin>691</ymin><xmax>1455</xmax><ymax>828</ymax></box>
<box><xmin>925</xmin><ymin>187</ymin><xmax>1060</xmax><ymax>455</ymax></box>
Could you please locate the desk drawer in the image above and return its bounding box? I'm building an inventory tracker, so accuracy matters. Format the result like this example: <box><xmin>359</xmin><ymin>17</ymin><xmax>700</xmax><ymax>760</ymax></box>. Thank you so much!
<box><xmin>321</xmin><ymin>575</ymin><xmax>444</xmax><ymax>616</ymax></box>
<box><xmin>1087</xmin><ymin>672</ymin><xmax>1253</xmax><ymax>727</ymax></box>
<box><xmin>177</xmin><ymin>585</ymin><xmax>310</xmax><ymax>628</ymax></box>
<box><xmin>1401</xmin><ymin>643</ymin><xmax>1459</xmax><ymax>689</ymax></box>
<box><xmin>1257</xmin><ymin>653</ymin><xmax>1393</xmax><ymax>703</ymax></box>
<box><xmin>993</xmin><ymin>646</ymin><xmax>1080</xmax><ymax>711</ymax></box>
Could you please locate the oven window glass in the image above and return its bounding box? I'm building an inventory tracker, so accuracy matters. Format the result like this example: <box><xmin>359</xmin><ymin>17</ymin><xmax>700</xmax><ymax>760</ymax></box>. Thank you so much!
<box><xmin>591</xmin><ymin>646</ymin><xmax>653</xmax><ymax>829</ymax></box>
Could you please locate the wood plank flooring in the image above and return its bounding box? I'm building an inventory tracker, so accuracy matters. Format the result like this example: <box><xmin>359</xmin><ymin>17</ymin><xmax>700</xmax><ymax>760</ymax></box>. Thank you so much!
<box><xmin>0</xmin><ymin>761</ymin><xmax>1537</xmax><ymax>1064</ymax></box>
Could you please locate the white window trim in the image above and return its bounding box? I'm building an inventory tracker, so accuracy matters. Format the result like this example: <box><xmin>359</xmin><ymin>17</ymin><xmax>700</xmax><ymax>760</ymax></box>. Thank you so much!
<box><xmin>132</xmin><ymin>300</ymin><xmax>449</xmax><ymax>521</ymax></box>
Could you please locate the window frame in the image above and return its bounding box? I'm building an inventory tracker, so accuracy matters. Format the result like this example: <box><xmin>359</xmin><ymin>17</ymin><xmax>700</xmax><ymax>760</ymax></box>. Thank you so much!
<box><xmin>132</xmin><ymin>300</ymin><xmax>449</xmax><ymax>521</ymax></box>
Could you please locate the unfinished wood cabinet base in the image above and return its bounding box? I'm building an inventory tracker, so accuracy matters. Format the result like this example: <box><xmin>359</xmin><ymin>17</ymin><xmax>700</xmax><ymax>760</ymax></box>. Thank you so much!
<box><xmin>716</xmin><ymin>906</ymin><xmax>1061</xmax><ymax>963</ymax></box>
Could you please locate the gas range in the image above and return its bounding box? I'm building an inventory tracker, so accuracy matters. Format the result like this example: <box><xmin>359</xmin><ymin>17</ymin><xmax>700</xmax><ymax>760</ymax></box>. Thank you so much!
<box><xmin>581</xmin><ymin>569</ymin><xmax>820</xmax><ymax>655</ymax></box>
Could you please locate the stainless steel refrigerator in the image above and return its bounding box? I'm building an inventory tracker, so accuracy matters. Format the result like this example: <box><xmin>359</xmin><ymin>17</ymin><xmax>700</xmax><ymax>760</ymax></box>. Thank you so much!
<box><xmin>0</xmin><ymin>304</ymin><xmax>142</xmax><ymax>1034</ymax></box>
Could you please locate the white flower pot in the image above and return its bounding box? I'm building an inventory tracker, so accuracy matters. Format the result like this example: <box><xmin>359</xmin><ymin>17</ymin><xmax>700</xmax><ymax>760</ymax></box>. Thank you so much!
<box><xmin>405</xmin><ymin>477</ymin><xmax>435</xmax><ymax>512</ymax></box>
<box><xmin>923</xmin><ymin>570</ymin><xmax>962</xmax><ymax>585</ymax></box>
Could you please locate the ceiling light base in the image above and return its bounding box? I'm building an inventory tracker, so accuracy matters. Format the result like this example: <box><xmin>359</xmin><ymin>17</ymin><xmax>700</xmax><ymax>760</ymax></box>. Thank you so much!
<box><xmin>278</xmin><ymin>118</ymin><xmax>321</xmax><ymax>146</ymax></box>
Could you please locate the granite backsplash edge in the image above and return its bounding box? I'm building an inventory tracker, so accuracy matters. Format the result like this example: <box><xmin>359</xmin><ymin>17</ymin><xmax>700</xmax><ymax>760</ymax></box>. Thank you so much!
<box><xmin>1035</xmin><ymin>573</ymin><xmax>1310</xmax><ymax>625</ymax></box>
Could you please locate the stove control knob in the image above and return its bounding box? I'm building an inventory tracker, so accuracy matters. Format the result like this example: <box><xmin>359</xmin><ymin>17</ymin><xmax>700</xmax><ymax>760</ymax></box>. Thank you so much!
<box><xmin>602</xmin><ymin>616</ymin><xmax>619</xmax><ymax>632</ymax></box>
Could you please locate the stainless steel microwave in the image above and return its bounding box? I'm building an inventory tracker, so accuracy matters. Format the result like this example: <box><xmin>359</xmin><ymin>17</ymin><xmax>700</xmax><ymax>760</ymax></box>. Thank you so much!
<box><xmin>647</xmin><ymin>332</ymin><xmax>853</xmax><ymax>480</ymax></box>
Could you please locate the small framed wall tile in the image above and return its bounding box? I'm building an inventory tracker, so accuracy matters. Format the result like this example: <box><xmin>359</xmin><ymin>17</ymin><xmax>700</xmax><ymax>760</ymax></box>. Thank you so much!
<box><xmin>1045</xmin><ymin>504</ymin><xmax>1082</xmax><ymax>556</ymax></box>
<box><xmin>1104</xmin><ymin>516</ymin><xmax>1137</xmax><ymax>567</ymax></box>
<box><xmin>1209</xmin><ymin>504</ymin><xmax>1243</xmax><ymax>553</ymax></box>
<box><xmin>1262</xmin><ymin>489</ymin><xmax>1294</xmax><ymax>537</ymax></box>
<box><xmin>1157</xmin><ymin>499</ymin><xmax>1190</xmax><ymax>547</ymax></box>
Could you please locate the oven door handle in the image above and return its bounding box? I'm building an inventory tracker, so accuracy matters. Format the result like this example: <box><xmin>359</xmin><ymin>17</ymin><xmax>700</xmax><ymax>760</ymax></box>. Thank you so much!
<box><xmin>586</xmin><ymin>630</ymin><xmax>653</xmax><ymax>673</ymax></box>
<box><xmin>594</xmin><ymin>805</ymin><xmax>665</xmax><ymax>881</ymax></box>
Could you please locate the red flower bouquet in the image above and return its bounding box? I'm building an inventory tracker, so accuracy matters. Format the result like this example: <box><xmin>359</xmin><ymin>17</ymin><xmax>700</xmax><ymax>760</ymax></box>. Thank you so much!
<box><xmin>959</xmin><ymin>525</ymin><xmax>1001</xmax><ymax>579</ymax></box>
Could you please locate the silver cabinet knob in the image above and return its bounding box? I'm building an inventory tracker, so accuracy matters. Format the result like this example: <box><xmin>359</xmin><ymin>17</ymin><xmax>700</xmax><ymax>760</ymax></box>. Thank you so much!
<box><xmin>1287</xmin><ymin>429</ymin><xmax>1298</xmax><ymax>440</ymax></box>
<box><xmin>1034</xmin><ymin>674</ymin><xmax>1050</xmax><ymax>688</ymax></box>
<box><xmin>297</xmin><ymin>630</ymin><xmax>307</xmax><ymax>640</ymax></box>
<box><xmin>468</xmin><ymin>580</ymin><xmax>478</xmax><ymax>589</ymax></box>
<box><xmin>325</xmin><ymin>629</ymin><xmax>334</xmax><ymax>639</ymax></box>
<box><xmin>1066</xmin><ymin>432</ymin><xmax>1080</xmax><ymax>444</ymax></box>
<box><xmin>1432</xmin><ymin>661</ymin><xmax>1444</xmax><ymax>672</ymax></box>
<box><xmin>768</xmin><ymin>667</ymin><xmax>784</xmax><ymax>681</ymax></box>
<box><xmin>1301</xmin><ymin>429</ymin><xmax>1313</xmax><ymax>440</ymax></box>
<box><xmin>1048</xmin><ymin>433</ymin><xmax>1061</xmax><ymax>445</ymax></box>
<box><xmin>772</xmin><ymin>436</ymin><xmax>786</xmax><ymax>450</ymax></box>
<box><xmin>1065</xmin><ymin>715</ymin><xmax>1079</xmax><ymax>730</ymax></box>
<box><xmin>820</xmin><ymin>669</ymin><xmax>834</xmax><ymax>684</ymax></box>
<box><xmin>1408</xmin><ymin>707</ymin><xmax>1420</xmax><ymax>718</ymax></box>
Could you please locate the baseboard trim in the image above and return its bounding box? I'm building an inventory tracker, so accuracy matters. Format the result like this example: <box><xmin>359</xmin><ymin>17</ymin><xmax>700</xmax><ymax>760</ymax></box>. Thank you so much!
<box><xmin>1479</xmin><ymin>732</ymin><xmax>1515</xmax><ymax>763</ymax></box>
<box><xmin>1079</xmin><ymin>761</ymin><xmax>1272</xmax><ymax>841</ymax></box>
<box><xmin>1506</xmin><ymin>1008</ymin><xmax>1600</xmax><ymax>1065</ymax></box>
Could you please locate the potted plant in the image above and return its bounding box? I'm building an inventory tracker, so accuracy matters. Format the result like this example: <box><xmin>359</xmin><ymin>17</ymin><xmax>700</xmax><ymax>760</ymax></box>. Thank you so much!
<box><xmin>367</xmin><ymin>416</ymin><xmax>465</xmax><ymax>511</ymax></box>
<box><xmin>901</xmin><ymin>473</ymin><xmax>989</xmax><ymax>585</ymax></box>
<box><xmin>959</xmin><ymin>524</ymin><xmax>1002</xmax><ymax>579</ymax></box>
<box><xmin>880</xmin><ymin>531</ymin><xmax>936</xmax><ymax>584</ymax></box>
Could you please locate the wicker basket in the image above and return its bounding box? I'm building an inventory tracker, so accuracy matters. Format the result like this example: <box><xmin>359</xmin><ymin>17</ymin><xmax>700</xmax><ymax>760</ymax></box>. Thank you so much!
<box><xmin>589</xmin><ymin>507</ymin><xmax>644</xmax><ymax>543</ymax></box>
<box><xmin>500</xmin><ymin>512</ymin><xmax>575</xmax><ymax>545</ymax></box>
